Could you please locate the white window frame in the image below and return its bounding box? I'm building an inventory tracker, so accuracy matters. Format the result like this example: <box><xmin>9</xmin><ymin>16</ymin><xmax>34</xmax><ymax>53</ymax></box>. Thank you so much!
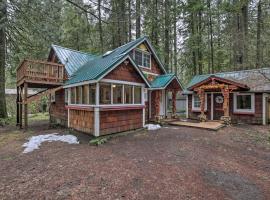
<box><xmin>192</xmin><ymin>93</ymin><xmax>207</xmax><ymax>111</ymax></box>
<box><xmin>133</xmin><ymin>48</ymin><xmax>151</xmax><ymax>69</ymax></box>
<box><xmin>68</xmin><ymin>80</ymin><xmax>145</xmax><ymax>107</ymax></box>
<box><xmin>233</xmin><ymin>93</ymin><xmax>255</xmax><ymax>113</ymax></box>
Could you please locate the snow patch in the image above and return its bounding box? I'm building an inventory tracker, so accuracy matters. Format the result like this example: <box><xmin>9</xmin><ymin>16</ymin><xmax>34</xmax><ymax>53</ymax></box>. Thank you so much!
<box><xmin>144</xmin><ymin>124</ymin><xmax>161</xmax><ymax>131</ymax></box>
<box><xmin>22</xmin><ymin>133</ymin><xmax>79</xmax><ymax>153</ymax></box>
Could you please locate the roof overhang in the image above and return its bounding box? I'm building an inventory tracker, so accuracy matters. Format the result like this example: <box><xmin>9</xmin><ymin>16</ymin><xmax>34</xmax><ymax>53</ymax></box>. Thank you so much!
<box><xmin>187</xmin><ymin>75</ymin><xmax>249</xmax><ymax>91</ymax></box>
<box><xmin>149</xmin><ymin>75</ymin><xmax>183</xmax><ymax>90</ymax></box>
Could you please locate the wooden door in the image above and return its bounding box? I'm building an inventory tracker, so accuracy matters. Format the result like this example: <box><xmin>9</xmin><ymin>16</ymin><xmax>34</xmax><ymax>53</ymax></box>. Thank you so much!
<box><xmin>213</xmin><ymin>93</ymin><xmax>224</xmax><ymax>120</ymax></box>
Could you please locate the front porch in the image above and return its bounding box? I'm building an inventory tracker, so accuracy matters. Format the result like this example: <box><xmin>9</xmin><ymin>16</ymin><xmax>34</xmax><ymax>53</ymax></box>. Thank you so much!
<box><xmin>187</xmin><ymin>76</ymin><xmax>249</xmax><ymax>124</ymax></box>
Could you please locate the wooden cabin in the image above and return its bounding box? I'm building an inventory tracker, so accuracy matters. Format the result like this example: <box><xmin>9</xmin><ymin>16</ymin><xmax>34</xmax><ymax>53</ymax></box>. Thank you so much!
<box><xmin>16</xmin><ymin>36</ymin><xmax>182</xmax><ymax>136</ymax></box>
<box><xmin>184</xmin><ymin>68</ymin><xmax>270</xmax><ymax>125</ymax></box>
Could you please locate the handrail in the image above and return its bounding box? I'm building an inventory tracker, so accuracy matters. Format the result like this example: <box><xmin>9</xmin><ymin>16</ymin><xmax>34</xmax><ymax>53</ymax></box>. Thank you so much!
<box><xmin>17</xmin><ymin>59</ymin><xmax>65</xmax><ymax>84</ymax></box>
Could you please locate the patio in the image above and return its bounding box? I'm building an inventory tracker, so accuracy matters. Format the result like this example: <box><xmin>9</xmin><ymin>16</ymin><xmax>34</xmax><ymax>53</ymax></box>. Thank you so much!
<box><xmin>169</xmin><ymin>120</ymin><xmax>225</xmax><ymax>131</ymax></box>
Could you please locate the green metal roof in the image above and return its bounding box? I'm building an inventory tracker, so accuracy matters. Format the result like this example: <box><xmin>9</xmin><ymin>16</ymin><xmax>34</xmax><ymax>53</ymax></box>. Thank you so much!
<box><xmin>150</xmin><ymin>74</ymin><xmax>176</xmax><ymax>88</ymax></box>
<box><xmin>65</xmin><ymin>36</ymin><xmax>150</xmax><ymax>85</ymax></box>
<box><xmin>52</xmin><ymin>45</ymin><xmax>97</xmax><ymax>76</ymax></box>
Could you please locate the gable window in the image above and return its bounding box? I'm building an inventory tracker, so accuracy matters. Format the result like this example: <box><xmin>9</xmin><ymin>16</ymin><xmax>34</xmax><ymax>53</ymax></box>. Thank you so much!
<box><xmin>134</xmin><ymin>49</ymin><xmax>151</xmax><ymax>68</ymax></box>
<box><xmin>192</xmin><ymin>94</ymin><xmax>207</xmax><ymax>111</ymax></box>
<box><xmin>233</xmin><ymin>93</ymin><xmax>255</xmax><ymax>113</ymax></box>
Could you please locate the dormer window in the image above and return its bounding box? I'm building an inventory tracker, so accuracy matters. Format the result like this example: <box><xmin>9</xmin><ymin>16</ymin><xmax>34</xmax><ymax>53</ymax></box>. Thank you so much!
<box><xmin>133</xmin><ymin>49</ymin><xmax>151</xmax><ymax>68</ymax></box>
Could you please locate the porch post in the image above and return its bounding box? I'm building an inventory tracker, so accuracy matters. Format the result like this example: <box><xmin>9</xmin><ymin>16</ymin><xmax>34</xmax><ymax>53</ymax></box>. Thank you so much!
<box><xmin>197</xmin><ymin>88</ymin><xmax>207</xmax><ymax>122</ymax></box>
<box><xmin>172</xmin><ymin>90</ymin><xmax>177</xmax><ymax>118</ymax></box>
<box><xmin>221</xmin><ymin>85</ymin><xmax>231</xmax><ymax>124</ymax></box>
<box><xmin>155</xmin><ymin>90</ymin><xmax>160</xmax><ymax>122</ymax></box>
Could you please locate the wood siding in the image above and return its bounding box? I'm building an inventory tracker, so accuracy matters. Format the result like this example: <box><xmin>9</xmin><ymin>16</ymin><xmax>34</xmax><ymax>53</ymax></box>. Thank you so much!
<box><xmin>49</xmin><ymin>89</ymin><xmax>67</xmax><ymax>126</ymax></box>
<box><xmin>69</xmin><ymin>109</ymin><xmax>94</xmax><ymax>134</ymax></box>
<box><xmin>104</xmin><ymin>59</ymin><xmax>145</xmax><ymax>83</ymax></box>
<box><xmin>100</xmin><ymin>109</ymin><xmax>143</xmax><ymax>135</ymax></box>
<box><xmin>187</xmin><ymin>93</ymin><xmax>263</xmax><ymax>124</ymax></box>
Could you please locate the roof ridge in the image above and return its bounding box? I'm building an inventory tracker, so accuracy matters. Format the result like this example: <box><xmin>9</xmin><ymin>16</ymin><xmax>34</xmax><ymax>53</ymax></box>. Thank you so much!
<box><xmin>195</xmin><ymin>67</ymin><xmax>270</xmax><ymax>77</ymax></box>
<box><xmin>51</xmin><ymin>44</ymin><xmax>98</xmax><ymax>57</ymax></box>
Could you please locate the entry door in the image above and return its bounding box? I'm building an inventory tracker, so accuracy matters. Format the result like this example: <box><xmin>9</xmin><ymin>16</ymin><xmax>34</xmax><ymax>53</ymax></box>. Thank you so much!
<box><xmin>159</xmin><ymin>90</ymin><xmax>165</xmax><ymax>116</ymax></box>
<box><xmin>213</xmin><ymin>93</ymin><xmax>224</xmax><ymax>120</ymax></box>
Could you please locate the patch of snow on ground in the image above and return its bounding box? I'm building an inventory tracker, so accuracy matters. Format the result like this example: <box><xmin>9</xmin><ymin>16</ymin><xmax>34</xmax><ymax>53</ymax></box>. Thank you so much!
<box><xmin>22</xmin><ymin>133</ymin><xmax>79</xmax><ymax>153</ymax></box>
<box><xmin>144</xmin><ymin>124</ymin><xmax>161</xmax><ymax>131</ymax></box>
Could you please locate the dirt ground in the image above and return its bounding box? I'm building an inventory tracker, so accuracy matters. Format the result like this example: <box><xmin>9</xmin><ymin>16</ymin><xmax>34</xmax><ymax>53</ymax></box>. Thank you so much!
<box><xmin>0</xmin><ymin>121</ymin><xmax>270</xmax><ymax>200</ymax></box>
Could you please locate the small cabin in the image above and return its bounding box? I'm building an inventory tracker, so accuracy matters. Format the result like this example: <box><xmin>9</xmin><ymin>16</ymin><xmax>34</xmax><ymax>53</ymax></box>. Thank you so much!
<box><xmin>16</xmin><ymin>36</ymin><xmax>183</xmax><ymax>136</ymax></box>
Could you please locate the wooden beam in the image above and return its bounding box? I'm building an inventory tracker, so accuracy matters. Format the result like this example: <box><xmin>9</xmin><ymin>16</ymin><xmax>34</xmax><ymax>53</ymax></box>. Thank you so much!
<box><xmin>24</xmin><ymin>82</ymin><xmax>28</xmax><ymax>129</ymax></box>
<box><xmin>16</xmin><ymin>87</ymin><xmax>19</xmax><ymax>126</ymax></box>
<box><xmin>19</xmin><ymin>87</ymin><xmax>22</xmax><ymax>129</ymax></box>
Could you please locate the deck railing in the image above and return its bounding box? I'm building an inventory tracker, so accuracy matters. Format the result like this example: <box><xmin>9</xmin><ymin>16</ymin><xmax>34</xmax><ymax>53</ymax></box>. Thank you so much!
<box><xmin>17</xmin><ymin>59</ymin><xmax>65</xmax><ymax>85</ymax></box>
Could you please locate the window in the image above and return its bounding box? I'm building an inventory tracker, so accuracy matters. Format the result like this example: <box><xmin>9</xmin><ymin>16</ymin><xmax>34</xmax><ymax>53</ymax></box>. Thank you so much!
<box><xmin>65</xmin><ymin>89</ymin><xmax>68</xmax><ymax>104</ymax></box>
<box><xmin>143</xmin><ymin>53</ymin><xmax>150</xmax><ymax>68</ymax></box>
<box><xmin>89</xmin><ymin>84</ymin><xmax>96</xmax><ymax>105</ymax></box>
<box><xmin>82</xmin><ymin>85</ymin><xmax>89</xmax><ymax>104</ymax></box>
<box><xmin>134</xmin><ymin>49</ymin><xmax>151</xmax><ymax>68</ymax></box>
<box><xmin>100</xmin><ymin>83</ymin><xmax>111</xmax><ymax>104</ymax></box>
<box><xmin>76</xmin><ymin>86</ymin><xmax>83</xmax><ymax>104</ymax></box>
<box><xmin>135</xmin><ymin>50</ymin><xmax>143</xmax><ymax>66</ymax></box>
<box><xmin>192</xmin><ymin>94</ymin><xmax>207</xmax><ymax>111</ymax></box>
<box><xmin>144</xmin><ymin>89</ymin><xmax>148</xmax><ymax>101</ymax></box>
<box><xmin>134</xmin><ymin>86</ymin><xmax>142</xmax><ymax>104</ymax></box>
<box><xmin>71</xmin><ymin>87</ymin><xmax>76</xmax><ymax>104</ymax></box>
<box><xmin>124</xmin><ymin>85</ymin><xmax>133</xmax><ymax>104</ymax></box>
<box><xmin>113</xmin><ymin>84</ymin><xmax>123</xmax><ymax>104</ymax></box>
<box><xmin>234</xmin><ymin>93</ymin><xmax>254</xmax><ymax>113</ymax></box>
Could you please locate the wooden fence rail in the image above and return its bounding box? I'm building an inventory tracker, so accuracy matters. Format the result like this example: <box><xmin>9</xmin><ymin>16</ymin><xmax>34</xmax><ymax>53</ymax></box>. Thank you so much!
<box><xmin>17</xmin><ymin>59</ymin><xmax>65</xmax><ymax>85</ymax></box>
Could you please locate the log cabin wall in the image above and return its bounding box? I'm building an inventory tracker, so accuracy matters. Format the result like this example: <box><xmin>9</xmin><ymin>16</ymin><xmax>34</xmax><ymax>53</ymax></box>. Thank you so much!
<box><xmin>69</xmin><ymin>109</ymin><xmax>94</xmax><ymax>134</ymax></box>
<box><xmin>49</xmin><ymin>89</ymin><xmax>67</xmax><ymax>126</ymax></box>
<box><xmin>187</xmin><ymin>93</ymin><xmax>263</xmax><ymax>124</ymax></box>
<box><xmin>99</xmin><ymin>109</ymin><xmax>143</xmax><ymax>136</ymax></box>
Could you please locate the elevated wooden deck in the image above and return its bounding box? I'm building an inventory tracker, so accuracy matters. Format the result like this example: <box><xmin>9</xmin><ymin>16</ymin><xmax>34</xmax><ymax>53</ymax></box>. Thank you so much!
<box><xmin>17</xmin><ymin>59</ymin><xmax>65</xmax><ymax>88</ymax></box>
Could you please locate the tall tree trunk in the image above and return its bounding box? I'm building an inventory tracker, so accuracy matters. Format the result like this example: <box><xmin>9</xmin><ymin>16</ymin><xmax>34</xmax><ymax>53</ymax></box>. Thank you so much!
<box><xmin>197</xmin><ymin>9</ymin><xmax>203</xmax><ymax>74</ymax></box>
<box><xmin>164</xmin><ymin>0</ymin><xmax>170</xmax><ymax>71</ymax></box>
<box><xmin>98</xmin><ymin>0</ymin><xmax>104</xmax><ymax>53</ymax></box>
<box><xmin>151</xmin><ymin>0</ymin><xmax>159</xmax><ymax>46</ymax></box>
<box><xmin>128</xmin><ymin>0</ymin><xmax>132</xmax><ymax>41</ymax></box>
<box><xmin>173</xmin><ymin>0</ymin><xmax>177</xmax><ymax>75</ymax></box>
<box><xmin>207</xmin><ymin>0</ymin><xmax>214</xmax><ymax>73</ymax></box>
<box><xmin>0</xmin><ymin>0</ymin><xmax>7</xmax><ymax>118</ymax></box>
<box><xmin>191</xmin><ymin>11</ymin><xmax>197</xmax><ymax>75</ymax></box>
<box><xmin>256</xmin><ymin>0</ymin><xmax>262</xmax><ymax>68</ymax></box>
<box><xmin>242</xmin><ymin>2</ymin><xmax>249</xmax><ymax>69</ymax></box>
<box><xmin>135</xmin><ymin>0</ymin><xmax>141</xmax><ymax>38</ymax></box>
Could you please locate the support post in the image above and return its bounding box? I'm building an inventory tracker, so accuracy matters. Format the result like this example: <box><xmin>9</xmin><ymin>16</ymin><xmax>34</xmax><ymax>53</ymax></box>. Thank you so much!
<box><xmin>197</xmin><ymin>88</ymin><xmax>206</xmax><ymax>121</ymax></box>
<box><xmin>19</xmin><ymin>86</ymin><xmax>23</xmax><ymax>129</ymax></box>
<box><xmin>172</xmin><ymin>90</ymin><xmax>177</xmax><ymax>118</ymax></box>
<box><xmin>221</xmin><ymin>85</ymin><xmax>231</xmax><ymax>125</ymax></box>
<box><xmin>155</xmin><ymin>90</ymin><xmax>160</xmax><ymax>122</ymax></box>
<box><xmin>24</xmin><ymin>82</ymin><xmax>28</xmax><ymax>129</ymax></box>
<box><xmin>16</xmin><ymin>87</ymin><xmax>20</xmax><ymax>126</ymax></box>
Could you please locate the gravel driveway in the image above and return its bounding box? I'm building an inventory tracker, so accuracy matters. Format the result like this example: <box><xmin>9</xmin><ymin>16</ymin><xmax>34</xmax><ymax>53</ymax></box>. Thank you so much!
<box><xmin>0</xmin><ymin>123</ymin><xmax>270</xmax><ymax>199</ymax></box>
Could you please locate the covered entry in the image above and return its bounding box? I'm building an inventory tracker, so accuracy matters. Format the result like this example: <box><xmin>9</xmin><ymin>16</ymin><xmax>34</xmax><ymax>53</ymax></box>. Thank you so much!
<box><xmin>148</xmin><ymin>74</ymin><xmax>182</xmax><ymax>122</ymax></box>
<box><xmin>187</xmin><ymin>75</ymin><xmax>249</xmax><ymax>123</ymax></box>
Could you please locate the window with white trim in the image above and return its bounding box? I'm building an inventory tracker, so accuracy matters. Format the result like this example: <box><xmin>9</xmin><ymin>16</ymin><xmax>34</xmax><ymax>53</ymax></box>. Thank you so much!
<box><xmin>124</xmin><ymin>85</ymin><xmax>133</xmax><ymax>104</ymax></box>
<box><xmin>100</xmin><ymin>83</ymin><xmax>111</xmax><ymax>104</ymax></box>
<box><xmin>112</xmin><ymin>84</ymin><xmax>123</xmax><ymax>104</ymax></box>
<box><xmin>233</xmin><ymin>93</ymin><xmax>255</xmax><ymax>113</ymax></box>
<box><xmin>134</xmin><ymin>86</ymin><xmax>142</xmax><ymax>104</ymax></box>
<box><xmin>134</xmin><ymin>49</ymin><xmax>151</xmax><ymax>68</ymax></box>
<box><xmin>192</xmin><ymin>94</ymin><xmax>207</xmax><ymax>111</ymax></box>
